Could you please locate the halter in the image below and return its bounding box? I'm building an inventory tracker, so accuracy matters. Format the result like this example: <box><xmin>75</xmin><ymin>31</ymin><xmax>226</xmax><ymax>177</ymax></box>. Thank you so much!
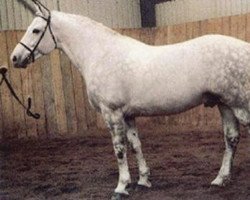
<box><xmin>19</xmin><ymin>1</ymin><xmax>57</xmax><ymax>63</ymax></box>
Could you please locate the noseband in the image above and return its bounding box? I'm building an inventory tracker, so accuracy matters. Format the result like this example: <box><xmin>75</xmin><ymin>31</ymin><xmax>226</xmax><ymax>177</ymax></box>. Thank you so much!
<box><xmin>19</xmin><ymin>13</ymin><xmax>57</xmax><ymax>63</ymax></box>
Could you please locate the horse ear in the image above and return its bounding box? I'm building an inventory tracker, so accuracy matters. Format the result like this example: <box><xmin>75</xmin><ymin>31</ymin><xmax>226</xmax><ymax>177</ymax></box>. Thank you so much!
<box><xmin>33</xmin><ymin>0</ymin><xmax>50</xmax><ymax>18</ymax></box>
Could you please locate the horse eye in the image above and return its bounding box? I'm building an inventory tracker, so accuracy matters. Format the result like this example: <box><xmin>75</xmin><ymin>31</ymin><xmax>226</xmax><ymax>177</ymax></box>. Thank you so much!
<box><xmin>32</xmin><ymin>29</ymin><xmax>40</xmax><ymax>34</ymax></box>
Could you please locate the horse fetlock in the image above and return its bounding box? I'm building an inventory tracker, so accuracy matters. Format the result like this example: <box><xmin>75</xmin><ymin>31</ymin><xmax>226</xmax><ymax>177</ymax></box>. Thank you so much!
<box><xmin>139</xmin><ymin>166</ymin><xmax>150</xmax><ymax>177</ymax></box>
<box><xmin>138</xmin><ymin>167</ymin><xmax>151</xmax><ymax>187</ymax></box>
<box><xmin>115</xmin><ymin>181</ymin><xmax>130</xmax><ymax>196</ymax></box>
<box><xmin>119</xmin><ymin>170</ymin><xmax>131</xmax><ymax>184</ymax></box>
<box><xmin>123</xmin><ymin>178</ymin><xmax>132</xmax><ymax>186</ymax></box>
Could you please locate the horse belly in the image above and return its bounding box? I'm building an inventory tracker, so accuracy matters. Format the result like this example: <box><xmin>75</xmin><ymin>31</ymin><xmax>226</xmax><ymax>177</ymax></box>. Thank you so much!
<box><xmin>127</xmin><ymin>89</ymin><xmax>203</xmax><ymax>117</ymax></box>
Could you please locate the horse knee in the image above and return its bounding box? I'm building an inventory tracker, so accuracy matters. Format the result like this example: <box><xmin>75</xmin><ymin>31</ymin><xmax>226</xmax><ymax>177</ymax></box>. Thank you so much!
<box><xmin>102</xmin><ymin>109</ymin><xmax>128</xmax><ymax>163</ymax></box>
<box><xmin>112</xmin><ymin>133</ymin><xmax>127</xmax><ymax>157</ymax></box>
<box><xmin>113</xmin><ymin>141</ymin><xmax>126</xmax><ymax>158</ymax></box>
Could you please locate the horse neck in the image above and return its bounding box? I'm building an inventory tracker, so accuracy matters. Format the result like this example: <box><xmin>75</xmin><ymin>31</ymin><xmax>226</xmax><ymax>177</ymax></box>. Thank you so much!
<box><xmin>51</xmin><ymin>11</ymin><xmax>122</xmax><ymax>76</ymax></box>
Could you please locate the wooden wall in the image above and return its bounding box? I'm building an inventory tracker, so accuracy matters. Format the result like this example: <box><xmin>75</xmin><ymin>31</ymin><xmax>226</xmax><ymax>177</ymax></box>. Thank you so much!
<box><xmin>0</xmin><ymin>0</ymin><xmax>141</xmax><ymax>30</ymax></box>
<box><xmin>0</xmin><ymin>13</ymin><xmax>249</xmax><ymax>140</ymax></box>
<box><xmin>156</xmin><ymin>0</ymin><xmax>250</xmax><ymax>26</ymax></box>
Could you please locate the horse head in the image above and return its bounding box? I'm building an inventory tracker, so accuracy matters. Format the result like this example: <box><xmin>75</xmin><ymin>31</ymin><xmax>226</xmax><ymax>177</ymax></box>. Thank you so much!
<box><xmin>11</xmin><ymin>0</ymin><xmax>57</xmax><ymax>68</ymax></box>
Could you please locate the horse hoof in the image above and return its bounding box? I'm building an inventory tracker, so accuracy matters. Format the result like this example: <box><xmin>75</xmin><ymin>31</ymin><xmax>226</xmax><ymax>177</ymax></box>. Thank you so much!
<box><xmin>136</xmin><ymin>184</ymin><xmax>150</xmax><ymax>191</ymax></box>
<box><xmin>126</xmin><ymin>182</ymin><xmax>137</xmax><ymax>190</ymax></box>
<box><xmin>111</xmin><ymin>192</ymin><xmax>129</xmax><ymax>200</ymax></box>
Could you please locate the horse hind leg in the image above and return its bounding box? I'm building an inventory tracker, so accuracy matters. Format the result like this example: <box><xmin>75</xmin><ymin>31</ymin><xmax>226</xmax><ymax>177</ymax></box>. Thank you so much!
<box><xmin>126</xmin><ymin>118</ymin><xmax>151</xmax><ymax>188</ymax></box>
<box><xmin>211</xmin><ymin>104</ymin><xmax>240</xmax><ymax>186</ymax></box>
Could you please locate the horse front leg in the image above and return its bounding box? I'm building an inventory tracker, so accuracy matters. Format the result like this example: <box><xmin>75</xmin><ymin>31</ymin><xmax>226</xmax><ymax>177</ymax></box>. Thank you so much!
<box><xmin>101</xmin><ymin>107</ymin><xmax>131</xmax><ymax>198</ymax></box>
<box><xmin>126</xmin><ymin>118</ymin><xmax>151</xmax><ymax>188</ymax></box>
<box><xmin>211</xmin><ymin>104</ymin><xmax>240</xmax><ymax>186</ymax></box>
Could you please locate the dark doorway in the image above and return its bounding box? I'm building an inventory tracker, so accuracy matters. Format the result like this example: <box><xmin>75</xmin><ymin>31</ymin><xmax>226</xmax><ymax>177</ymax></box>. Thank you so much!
<box><xmin>140</xmin><ymin>0</ymin><xmax>172</xmax><ymax>27</ymax></box>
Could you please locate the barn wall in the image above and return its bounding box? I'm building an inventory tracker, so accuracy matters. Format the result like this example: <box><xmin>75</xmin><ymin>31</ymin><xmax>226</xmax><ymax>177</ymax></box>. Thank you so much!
<box><xmin>0</xmin><ymin>13</ymin><xmax>249</xmax><ymax>140</ymax></box>
<box><xmin>156</xmin><ymin>0</ymin><xmax>250</xmax><ymax>26</ymax></box>
<box><xmin>0</xmin><ymin>0</ymin><xmax>141</xmax><ymax>30</ymax></box>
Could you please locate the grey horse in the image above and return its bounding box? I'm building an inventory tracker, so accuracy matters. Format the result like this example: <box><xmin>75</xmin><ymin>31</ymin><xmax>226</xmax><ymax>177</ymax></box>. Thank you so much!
<box><xmin>11</xmin><ymin>2</ymin><xmax>250</xmax><ymax>199</ymax></box>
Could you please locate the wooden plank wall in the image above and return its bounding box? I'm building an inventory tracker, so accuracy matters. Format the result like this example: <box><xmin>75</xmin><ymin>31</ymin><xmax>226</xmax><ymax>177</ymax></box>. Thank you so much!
<box><xmin>0</xmin><ymin>13</ymin><xmax>249</xmax><ymax>140</ymax></box>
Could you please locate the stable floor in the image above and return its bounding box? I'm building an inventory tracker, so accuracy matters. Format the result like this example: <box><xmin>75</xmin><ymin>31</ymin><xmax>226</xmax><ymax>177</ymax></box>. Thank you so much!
<box><xmin>1</xmin><ymin>129</ymin><xmax>250</xmax><ymax>200</ymax></box>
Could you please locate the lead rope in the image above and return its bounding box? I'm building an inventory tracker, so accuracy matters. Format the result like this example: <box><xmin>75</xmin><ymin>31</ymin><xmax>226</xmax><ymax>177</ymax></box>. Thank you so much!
<box><xmin>0</xmin><ymin>67</ymin><xmax>40</xmax><ymax>119</ymax></box>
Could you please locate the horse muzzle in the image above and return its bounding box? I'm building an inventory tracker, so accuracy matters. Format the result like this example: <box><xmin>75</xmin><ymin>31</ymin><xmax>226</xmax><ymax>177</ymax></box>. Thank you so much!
<box><xmin>11</xmin><ymin>55</ymin><xmax>31</xmax><ymax>69</ymax></box>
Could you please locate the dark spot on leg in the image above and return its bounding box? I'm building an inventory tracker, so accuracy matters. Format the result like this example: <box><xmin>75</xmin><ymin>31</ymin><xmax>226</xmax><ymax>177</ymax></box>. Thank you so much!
<box><xmin>227</xmin><ymin>136</ymin><xmax>239</xmax><ymax>150</ymax></box>
<box><xmin>117</xmin><ymin>151</ymin><xmax>124</xmax><ymax>159</ymax></box>
<box><xmin>121</xmin><ymin>137</ymin><xmax>126</xmax><ymax>145</ymax></box>
<box><xmin>131</xmin><ymin>147</ymin><xmax>136</xmax><ymax>154</ymax></box>
<box><xmin>133</xmin><ymin>132</ymin><xmax>136</xmax><ymax>136</ymax></box>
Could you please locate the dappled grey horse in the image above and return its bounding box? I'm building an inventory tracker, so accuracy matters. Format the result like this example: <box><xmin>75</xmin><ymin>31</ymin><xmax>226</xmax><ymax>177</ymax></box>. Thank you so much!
<box><xmin>11</xmin><ymin>1</ymin><xmax>250</xmax><ymax>199</ymax></box>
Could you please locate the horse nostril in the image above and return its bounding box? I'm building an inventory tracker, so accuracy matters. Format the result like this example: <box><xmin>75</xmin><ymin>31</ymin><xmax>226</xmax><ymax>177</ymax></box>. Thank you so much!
<box><xmin>12</xmin><ymin>56</ymin><xmax>17</xmax><ymax>62</ymax></box>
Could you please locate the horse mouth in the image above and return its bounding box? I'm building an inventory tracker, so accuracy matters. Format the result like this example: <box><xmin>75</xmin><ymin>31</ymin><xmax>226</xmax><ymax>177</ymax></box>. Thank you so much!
<box><xmin>14</xmin><ymin>63</ymin><xmax>28</xmax><ymax>68</ymax></box>
<box><xmin>14</xmin><ymin>56</ymin><xmax>31</xmax><ymax>69</ymax></box>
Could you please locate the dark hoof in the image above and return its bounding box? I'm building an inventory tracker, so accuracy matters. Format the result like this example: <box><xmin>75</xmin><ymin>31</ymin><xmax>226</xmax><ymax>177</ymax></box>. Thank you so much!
<box><xmin>126</xmin><ymin>182</ymin><xmax>137</xmax><ymax>191</ymax></box>
<box><xmin>136</xmin><ymin>184</ymin><xmax>150</xmax><ymax>191</ymax></box>
<box><xmin>111</xmin><ymin>193</ymin><xmax>129</xmax><ymax>200</ymax></box>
